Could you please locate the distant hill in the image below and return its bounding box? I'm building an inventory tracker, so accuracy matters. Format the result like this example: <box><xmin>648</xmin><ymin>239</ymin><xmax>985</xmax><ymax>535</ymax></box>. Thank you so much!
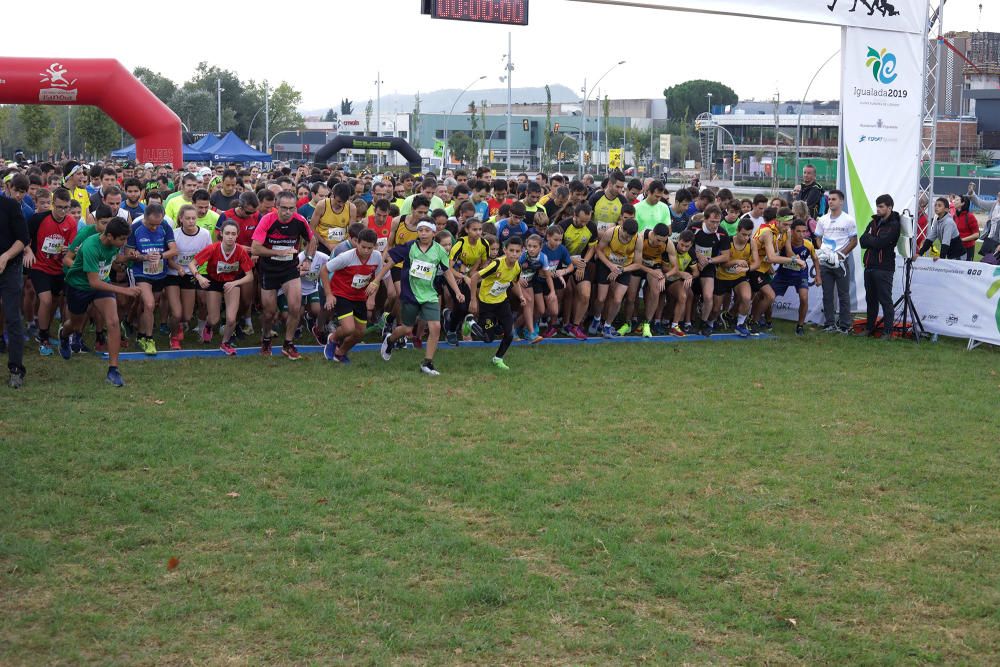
<box><xmin>303</xmin><ymin>84</ymin><xmax>579</xmax><ymax>117</ymax></box>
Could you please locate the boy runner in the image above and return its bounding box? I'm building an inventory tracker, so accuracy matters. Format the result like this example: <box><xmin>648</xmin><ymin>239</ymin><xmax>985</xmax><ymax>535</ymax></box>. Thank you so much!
<box><xmin>713</xmin><ymin>218</ymin><xmax>755</xmax><ymax>337</ymax></box>
<box><xmin>692</xmin><ymin>205</ymin><xmax>731</xmax><ymax>337</ymax></box>
<box><xmin>60</xmin><ymin>218</ymin><xmax>139</xmax><ymax>386</ymax></box>
<box><xmin>27</xmin><ymin>188</ymin><xmax>76</xmax><ymax>356</ymax></box>
<box><xmin>375</xmin><ymin>220</ymin><xmax>464</xmax><ymax>375</ymax></box>
<box><xmin>771</xmin><ymin>219</ymin><xmax>821</xmax><ymax>335</ymax></box>
<box><xmin>319</xmin><ymin>228</ymin><xmax>383</xmax><ymax>363</ymax></box>
<box><xmin>469</xmin><ymin>236</ymin><xmax>528</xmax><ymax>370</ymax></box>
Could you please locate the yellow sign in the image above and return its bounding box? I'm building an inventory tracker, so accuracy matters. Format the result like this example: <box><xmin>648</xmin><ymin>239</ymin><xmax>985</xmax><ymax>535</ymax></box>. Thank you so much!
<box><xmin>608</xmin><ymin>148</ymin><xmax>623</xmax><ymax>170</ymax></box>
<box><xmin>491</xmin><ymin>169</ymin><xmax>497</xmax><ymax>177</ymax></box>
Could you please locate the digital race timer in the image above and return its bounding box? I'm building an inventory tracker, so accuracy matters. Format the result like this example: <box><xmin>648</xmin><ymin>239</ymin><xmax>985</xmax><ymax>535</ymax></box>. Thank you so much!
<box><xmin>426</xmin><ymin>0</ymin><xmax>529</xmax><ymax>26</ymax></box>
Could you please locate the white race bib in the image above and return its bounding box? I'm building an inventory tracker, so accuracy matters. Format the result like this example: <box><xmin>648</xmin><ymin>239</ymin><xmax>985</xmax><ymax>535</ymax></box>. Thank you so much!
<box><xmin>409</xmin><ymin>259</ymin><xmax>435</xmax><ymax>281</ymax></box>
<box><xmin>143</xmin><ymin>259</ymin><xmax>163</xmax><ymax>275</ymax></box>
<box><xmin>351</xmin><ymin>273</ymin><xmax>372</xmax><ymax>289</ymax></box>
<box><xmin>596</xmin><ymin>221</ymin><xmax>613</xmax><ymax>234</ymax></box>
<box><xmin>177</xmin><ymin>253</ymin><xmax>195</xmax><ymax>268</ymax></box>
<box><xmin>272</xmin><ymin>247</ymin><xmax>295</xmax><ymax>261</ymax></box>
<box><xmin>216</xmin><ymin>261</ymin><xmax>240</xmax><ymax>274</ymax></box>
<box><xmin>488</xmin><ymin>280</ymin><xmax>510</xmax><ymax>297</ymax></box>
<box><xmin>303</xmin><ymin>270</ymin><xmax>320</xmax><ymax>283</ymax></box>
<box><xmin>376</xmin><ymin>237</ymin><xmax>388</xmax><ymax>252</ymax></box>
<box><xmin>97</xmin><ymin>261</ymin><xmax>112</xmax><ymax>282</ymax></box>
<box><xmin>608</xmin><ymin>252</ymin><xmax>626</xmax><ymax>266</ymax></box>
<box><xmin>522</xmin><ymin>271</ymin><xmax>536</xmax><ymax>281</ymax></box>
<box><xmin>41</xmin><ymin>234</ymin><xmax>65</xmax><ymax>255</ymax></box>
<box><xmin>327</xmin><ymin>227</ymin><xmax>346</xmax><ymax>242</ymax></box>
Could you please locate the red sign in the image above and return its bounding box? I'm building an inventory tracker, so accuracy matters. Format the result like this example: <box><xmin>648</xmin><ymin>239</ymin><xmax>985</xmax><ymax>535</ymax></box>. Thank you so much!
<box><xmin>341</xmin><ymin>120</ymin><xmax>360</xmax><ymax>126</ymax></box>
<box><xmin>430</xmin><ymin>0</ymin><xmax>528</xmax><ymax>26</ymax></box>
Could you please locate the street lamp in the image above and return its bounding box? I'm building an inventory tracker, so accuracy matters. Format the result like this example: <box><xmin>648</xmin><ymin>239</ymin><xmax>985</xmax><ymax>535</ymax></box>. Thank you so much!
<box><xmin>706</xmin><ymin>92</ymin><xmax>713</xmax><ymax>114</ymax></box>
<box><xmin>794</xmin><ymin>50</ymin><xmax>839</xmax><ymax>179</ymax></box>
<box><xmin>442</xmin><ymin>75</ymin><xmax>486</xmax><ymax>177</ymax></box>
<box><xmin>580</xmin><ymin>60</ymin><xmax>625</xmax><ymax>177</ymax></box>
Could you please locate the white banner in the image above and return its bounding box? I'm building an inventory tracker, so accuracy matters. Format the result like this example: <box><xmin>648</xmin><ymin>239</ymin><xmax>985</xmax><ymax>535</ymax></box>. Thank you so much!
<box><xmin>576</xmin><ymin>0</ymin><xmax>924</xmax><ymax>34</ymax></box>
<box><xmin>895</xmin><ymin>258</ymin><xmax>1000</xmax><ymax>346</ymax></box>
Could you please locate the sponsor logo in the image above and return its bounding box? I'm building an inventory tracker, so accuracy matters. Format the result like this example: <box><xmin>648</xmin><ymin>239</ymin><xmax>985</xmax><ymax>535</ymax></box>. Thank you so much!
<box><xmin>827</xmin><ymin>0</ymin><xmax>901</xmax><ymax>20</ymax></box>
<box><xmin>866</xmin><ymin>46</ymin><xmax>898</xmax><ymax>84</ymax></box>
<box><xmin>858</xmin><ymin>134</ymin><xmax>896</xmax><ymax>143</ymax></box>
<box><xmin>39</xmin><ymin>62</ymin><xmax>78</xmax><ymax>102</ymax></box>
<box><xmin>946</xmin><ymin>313</ymin><xmax>958</xmax><ymax>327</ymax></box>
<box><xmin>924</xmin><ymin>313</ymin><xmax>939</xmax><ymax>322</ymax></box>
<box><xmin>341</xmin><ymin>120</ymin><xmax>361</xmax><ymax>126</ymax></box>
<box><xmin>972</xmin><ymin>313</ymin><xmax>979</xmax><ymax>323</ymax></box>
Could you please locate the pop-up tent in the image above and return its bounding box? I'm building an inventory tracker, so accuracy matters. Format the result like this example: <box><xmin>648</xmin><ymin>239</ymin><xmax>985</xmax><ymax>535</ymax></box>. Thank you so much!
<box><xmin>112</xmin><ymin>143</ymin><xmax>210</xmax><ymax>161</ymax></box>
<box><xmin>206</xmin><ymin>131</ymin><xmax>271</xmax><ymax>163</ymax></box>
<box><xmin>190</xmin><ymin>133</ymin><xmax>220</xmax><ymax>151</ymax></box>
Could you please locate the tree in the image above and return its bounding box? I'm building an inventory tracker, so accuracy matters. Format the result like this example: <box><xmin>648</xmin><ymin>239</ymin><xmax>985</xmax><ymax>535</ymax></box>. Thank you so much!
<box><xmin>664</xmin><ymin>79</ymin><xmax>738</xmax><ymax>122</ymax></box>
<box><xmin>468</xmin><ymin>101</ymin><xmax>479</xmax><ymax>162</ymax></box>
<box><xmin>133</xmin><ymin>67</ymin><xmax>177</xmax><ymax>105</ymax></box>
<box><xmin>76</xmin><ymin>106</ymin><xmax>120</xmax><ymax>158</ymax></box>
<box><xmin>323</xmin><ymin>108</ymin><xmax>337</xmax><ymax>122</ymax></box>
<box><xmin>340</xmin><ymin>98</ymin><xmax>354</xmax><ymax>116</ymax></box>
<box><xmin>19</xmin><ymin>106</ymin><xmax>51</xmax><ymax>158</ymax></box>
<box><xmin>479</xmin><ymin>100</ymin><xmax>487</xmax><ymax>165</ymax></box>
<box><xmin>263</xmin><ymin>82</ymin><xmax>304</xmax><ymax>139</ymax></box>
<box><xmin>170</xmin><ymin>87</ymin><xmax>216</xmax><ymax>133</ymax></box>
<box><xmin>448</xmin><ymin>131</ymin><xmax>476</xmax><ymax>164</ymax></box>
<box><xmin>411</xmin><ymin>93</ymin><xmax>421</xmax><ymax>150</ymax></box>
<box><xmin>543</xmin><ymin>85</ymin><xmax>553</xmax><ymax>167</ymax></box>
<box><xmin>364</xmin><ymin>99</ymin><xmax>374</xmax><ymax>160</ymax></box>
<box><xmin>187</xmin><ymin>63</ymin><xmax>246</xmax><ymax>134</ymax></box>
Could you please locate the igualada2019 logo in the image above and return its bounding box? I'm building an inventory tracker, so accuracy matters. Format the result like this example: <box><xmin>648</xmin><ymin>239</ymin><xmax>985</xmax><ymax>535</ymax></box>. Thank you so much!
<box><xmin>853</xmin><ymin>45</ymin><xmax>907</xmax><ymax>99</ymax></box>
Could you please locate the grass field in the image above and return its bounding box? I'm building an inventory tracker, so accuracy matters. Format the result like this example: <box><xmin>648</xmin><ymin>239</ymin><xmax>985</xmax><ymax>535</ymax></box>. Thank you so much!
<box><xmin>2</xmin><ymin>325</ymin><xmax>999</xmax><ymax>665</ymax></box>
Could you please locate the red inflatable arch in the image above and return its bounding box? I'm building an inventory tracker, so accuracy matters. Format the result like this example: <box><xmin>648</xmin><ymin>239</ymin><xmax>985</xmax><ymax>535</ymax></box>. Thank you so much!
<box><xmin>0</xmin><ymin>57</ymin><xmax>182</xmax><ymax>166</ymax></box>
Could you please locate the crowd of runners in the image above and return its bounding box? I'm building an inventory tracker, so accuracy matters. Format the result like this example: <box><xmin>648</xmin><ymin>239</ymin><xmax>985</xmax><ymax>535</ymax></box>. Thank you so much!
<box><xmin>0</xmin><ymin>157</ymin><xmax>942</xmax><ymax>388</ymax></box>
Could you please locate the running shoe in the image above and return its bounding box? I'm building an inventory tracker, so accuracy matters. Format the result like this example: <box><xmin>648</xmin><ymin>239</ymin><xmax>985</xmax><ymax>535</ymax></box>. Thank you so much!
<box><xmin>243</xmin><ymin>319</ymin><xmax>254</xmax><ymax>336</ymax></box>
<box><xmin>141</xmin><ymin>337</ymin><xmax>158</xmax><ymax>356</ymax></box>
<box><xmin>587</xmin><ymin>318</ymin><xmax>601</xmax><ymax>336</ymax></box>
<box><xmin>617</xmin><ymin>322</ymin><xmax>631</xmax><ymax>336</ymax></box>
<box><xmin>467</xmin><ymin>318</ymin><xmax>486</xmax><ymax>341</ymax></box>
<box><xmin>220</xmin><ymin>341</ymin><xmax>237</xmax><ymax>356</ymax></box>
<box><xmin>311</xmin><ymin>324</ymin><xmax>325</xmax><ymax>346</ymax></box>
<box><xmin>795</xmin><ymin>324</ymin><xmax>805</xmax><ymax>336</ymax></box>
<box><xmin>39</xmin><ymin>343</ymin><xmax>53</xmax><ymax>357</ymax></box>
<box><xmin>395</xmin><ymin>336</ymin><xmax>407</xmax><ymax>350</ymax></box>
<box><xmin>837</xmin><ymin>325</ymin><xmax>852</xmax><ymax>335</ymax></box>
<box><xmin>323</xmin><ymin>334</ymin><xmax>337</xmax><ymax>361</ymax></box>
<box><xmin>669</xmin><ymin>323</ymin><xmax>686</xmax><ymax>337</ymax></box>
<box><xmin>202</xmin><ymin>324</ymin><xmax>212</xmax><ymax>343</ymax></box>
<box><xmin>380</xmin><ymin>334</ymin><xmax>393</xmax><ymax>361</ymax></box>
<box><xmin>462</xmin><ymin>314</ymin><xmax>475</xmax><ymax>338</ymax></box>
<box><xmin>760</xmin><ymin>319</ymin><xmax>773</xmax><ymax>332</ymax></box>
<box><xmin>76</xmin><ymin>337</ymin><xmax>91</xmax><ymax>354</ymax></box>
<box><xmin>541</xmin><ymin>326</ymin><xmax>558</xmax><ymax>339</ymax></box>
<box><xmin>420</xmin><ymin>361</ymin><xmax>440</xmax><ymax>376</ymax></box>
<box><xmin>281</xmin><ymin>342</ymin><xmax>301</xmax><ymax>360</ymax></box>
<box><xmin>491</xmin><ymin>356</ymin><xmax>510</xmax><ymax>371</ymax></box>
<box><xmin>260</xmin><ymin>338</ymin><xmax>272</xmax><ymax>356</ymax></box>
<box><xmin>602</xmin><ymin>323</ymin><xmax>619</xmax><ymax>338</ymax></box>
<box><xmin>735</xmin><ymin>323</ymin><xmax>750</xmax><ymax>338</ymax></box>
<box><xmin>169</xmin><ymin>333</ymin><xmax>183</xmax><ymax>351</ymax></box>
<box><xmin>8</xmin><ymin>369</ymin><xmax>24</xmax><ymax>389</ymax></box>
<box><xmin>233</xmin><ymin>323</ymin><xmax>246</xmax><ymax>340</ymax></box>
<box><xmin>570</xmin><ymin>324</ymin><xmax>587</xmax><ymax>340</ymax></box>
<box><xmin>158</xmin><ymin>322</ymin><xmax>170</xmax><ymax>336</ymax></box>
<box><xmin>529</xmin><ymin>329</ymin><xmax>544</xmax><ymax>344</ymax></box>
<box><xmin>822</xmin><ymin>324</ymin><xmax>838</xmax><ymax>333</ymax></box>
<box><xmin>641</xmin><ymin>322</ymin><xmax>652</xmax><ymax>338</ymax></box>
<box><xmin>446</xmin><ymin>330</ymin><xmax>459</xmax><ymax>346</ymax></box>
<box><xmin>69</xmin><ymin>332</ymin><xmax>82</xmax><ymax>353</ymax></box>
<box><xmin>381</xmin><ymin>315</ymin><xmax>394</xmax><ymax>339</ymax></box>
<box><xmin>122</xmin><ymin>320</ymin><xmax>136</xmax><ymax>339</ymax></box>
<box><xmin>106</xmin><ymin>367</ymin><xmax>125</xmax><ymax>387</ymax></box>
<box><xmin>700</xmin><ymin>323</ymin><xmax>713</xmax><ymax>337</ymax></box>
<box><xmin>58</xmin><ymin>327</ymin><xmax>72</xmax><ymax>360</ymax></box>
<box><xmin>682</xmin><ymin>322</ymin><xmax>693</xmax><ymax>334</ymax></box>
<box><xmin>334</xmin><ymin>353</ymin><xmax>351</xmax><ymax>364</ymax></box>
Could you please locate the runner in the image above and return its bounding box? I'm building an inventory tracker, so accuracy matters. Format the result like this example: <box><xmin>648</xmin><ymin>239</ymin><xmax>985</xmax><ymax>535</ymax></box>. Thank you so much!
<box><xmin>592</xmin><ymin>215</ymin><xmax>643</xmax><ymax>337</ymax></box>
<box><xmin>320</xmin><ymin>228</ymin><xmax>383</xmax><ymax>363</ymax></box>
<box><xmin>539</xmin><ymin>224</ymin><xmax>573</xmax><ymax>337</ymax></box>
<box><xmin>445</xmin><ymin>218</ymin><xmax>489</xmax><ymax>345</ymax></box>
<box><xmin>126</xmin><ymin>203</ymin><xmax>179</xmax><ymax>355</ymax></box>
<box><xmin>309</xmin><ymin>182</ymin><xmax>356</xmax><ymax>257</ymax></box>
<box><xmin>662</xmin><ymin>229</ymin><xmax>696</xmax><ymax>336</ymax></box>
<box><xmin>587</xmin><ymin>170</ymin><xmax>629</xmax><ymax>237</ymax></box>
<box><xmin>712</xmin><ymin>218</ymin><xmax>755</xmax><ymax>337</ymax></box>
<box><xmin>692</xmin><ymin>204</ymin><xmax>731</xmax><ymax>337</ymax></box>
<box><xmin>167</xmin><ymin>204</ymin><xmax>211</xmax><ymax>349</ymax></box>
<box><xmin>634</xmin><ymin>180</ymin><xmax>670</xmax><ymax>234</ymax></box>
<box><xmin>559</xmin><ymin>202</ymin><xmax>599</xmax><ymax>340</ymax></box>
<box><xmin>26</xmin><ymin>188</ymin><xmax>76</xmax><ymax>356</ymax></box>
<box><xmin>375</xmin><ymin>219</ymin><xmax>464</xmax><ymax>376</ymax></box>
<box><xmin>60</xmin><ymin>218</ymin><xmax>138</xmax><ymax>386</ymax></box>
<box><xmin>627</xmin><ymin>223</ymin><xmax>672</xmax><ymax>337</ymax></box>
<box><xmin>252</xmin><ymin>191</ymin><xmax>314</xmax><ymax>359</ymax></box>
<box><xmin>209</xmin><ymin>169</ymin><xmax>241</xmax><ymax>212</ymax></box>
<box><xmin>771</xmin><ymin>218</ymin><xmax>821</xmax><ymax>335</ymax></box>
<box><xmin>750</xmin><ymin>207</ymin><xmax>802</xmax><ymax>332</ymax></box>
<box><xmin>469</xmin><ymin>235</ymin><xmax>528</xmax><ymax>370</ymax></box>
<box><xmin>516</xmin><ymin>234</ymin><xmax>555</xmax><ymax>343</ymax></box>
<box><xmin>189</xmin><ymin>220</ymin><xmax>255</xmax><ymax>355</ymax></box>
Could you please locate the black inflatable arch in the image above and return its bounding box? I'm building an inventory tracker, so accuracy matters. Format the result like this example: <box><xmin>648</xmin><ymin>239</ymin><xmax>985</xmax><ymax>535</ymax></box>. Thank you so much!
<box><xmin>313</xmin><ymin>135</ymin><xmax>422</xmax><ymax>173</ymax></box>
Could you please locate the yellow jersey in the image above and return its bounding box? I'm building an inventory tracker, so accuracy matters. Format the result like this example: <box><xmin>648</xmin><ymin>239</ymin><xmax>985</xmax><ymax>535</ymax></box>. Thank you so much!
<box><xmin>604</xmin><ymin>226</ymin><xmax>636</xmax><ymax>266</ymax></box>
<box><xmin>718</xmin><ymin>238</ymin><xmax>752</xmax><ymax>280</ymax></box>
<box><xmin>753</xmin><ymin>223</ymin><xmax>788</xmax><ymax>274</ymax></box>
<box><xmin>450</xmin><ymin>236</ymin><xmax>489</xmax><ymax>275</ymax></box>
<box><xmin>477</xmin><ymin>258</ymin><xmax>521</xmax><ymax>304</ymax></box>
<box><xmin>560</xmin><ymin>220</ymin><xmax>598</xmax><ymax>258</ymax></box>
<box><xmin>640</xmin><ymin>229</ymin><xmax>668</xmax><ymax>268</ymax></box>
<box><xmin>391</xmin><ymin>220</ymin><xmax>419</xmax><ymax>268</ymax></box>
<box><xmin>316</xmin><ymin>198</ymin><xmax>351</xmax><ymax>246</ymax></box>
<box><xmin>590</xmin><ymin>193</ymin><xmax>626</xmax><ymax>235</ymax></box>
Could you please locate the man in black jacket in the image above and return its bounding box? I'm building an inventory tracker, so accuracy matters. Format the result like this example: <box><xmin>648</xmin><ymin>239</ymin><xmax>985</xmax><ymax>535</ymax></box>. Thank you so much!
<box><xmin>859</xmin><ymin>194</ymin><xmax>901</xmax><ymax>338</ymax></box>
<box><xmin>793</xmin><ymin>165</ymin><xmax>825</xmax><ymax>219</ymax></box>
<box><xmin>0</xmin><ymin>180</ymin><xmax>30</xmax><ymax>387</ymax></box>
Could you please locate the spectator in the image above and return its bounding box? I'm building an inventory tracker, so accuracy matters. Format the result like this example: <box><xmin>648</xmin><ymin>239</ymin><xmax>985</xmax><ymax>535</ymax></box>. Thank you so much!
<box><xmin>793</xmin><ymin>164</ymin><xmax>825</xmax><ymax>220</ymax></box>
<box><xmin>919</xmin><ymin>197</ymin><xmax>965</xmax><ymax>260</ymax></box>
<box><xmin>859</xmin><ymin>194</ymin><xmax>901</xmax><ymax>338</ymax></box>
<box><xmin>952</xmin><ymin>196</ymin><xmax>979</xmax><ymax>261</ymax></box>
<box><xmin>968</xmin><ymin>183</ymin><xmax>1000</xmax><ymax>258</ymax></box>
<box><xmin>0</xmin><ymin>179</ymin><xmax>30</xmax><ymax>388</ymax></box>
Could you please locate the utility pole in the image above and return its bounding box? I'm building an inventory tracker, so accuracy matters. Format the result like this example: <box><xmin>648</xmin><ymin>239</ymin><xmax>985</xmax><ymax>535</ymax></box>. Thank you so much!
<box><xmin>579</xmin><ymin>77</ymin><xmax>586</xmax><ymax>178</ymax></box>
<box><xmin>375</xmin><ymin>71</ymin><xmax>382</xmax><ymax>168</ymax></box>
<box><xmin>505</xmin><ymin>31</ymin><xmax>513</xmax><ymax>177</ymax></box>
<box><xmin>596</xmin><ymin>88</ymin><xmax>601</xmax><ymax>171</ymax></box>
<box><xmin>264</xmin><ymin>80</ymin><xmax>270</xmax><ymax>154</ymax></box>
<box><xmin>217</xmin><ymin>78</ymin><xmax>223</xmax><ymax>133</ymax></box>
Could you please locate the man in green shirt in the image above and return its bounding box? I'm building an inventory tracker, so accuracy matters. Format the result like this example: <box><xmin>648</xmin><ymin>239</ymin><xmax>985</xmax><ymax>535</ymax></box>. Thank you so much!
<box><xmin>60</xmin><ymin>218</ymin><xmax>140</xmax><ymax>387</ymax></box>
<box><xmin>163</xmin><ymin>172</ymin><xmax>199</xmax><ymax>222</ymax></box>
<box><xmin>192</xmin><ymin>190</ymin><xmax>219</xmax><ymax>237</ymax></box>
<box><xmin>635</xmin><ymin>180</ymin><xmax>670</xmax><ymax>234</ymax></box>
<box><xmin>375</xmin><ymin>220</ymin><xmax>464</xmax><ymax>375</ymax></box>
<box><xmin>400</xmin><ymin>178</ymin><xmax>445</xmax><ymax>216</ymax></box>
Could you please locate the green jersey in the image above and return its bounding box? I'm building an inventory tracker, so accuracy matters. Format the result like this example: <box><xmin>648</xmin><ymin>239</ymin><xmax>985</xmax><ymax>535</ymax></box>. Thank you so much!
<box><xmin>65</xmin><ymin>234</ymin><xmax>121</xmax><ymax>291</ymax></box>
<box><xmin>387</xmin><ymin>240</ymin><xmax>451</xmax><ymax>304</ymax></box>
<box><xmin>635</xmin><ymin>199</ymin><xmax>670</xmax><ymax>235</ymax></box>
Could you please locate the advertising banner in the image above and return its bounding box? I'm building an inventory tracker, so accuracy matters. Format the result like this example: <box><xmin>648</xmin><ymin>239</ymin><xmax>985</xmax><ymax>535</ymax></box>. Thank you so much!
<box><xmin>576</xmin><ymin>0</ymin><xmax>924</xmax><ymax>34</ymax></box>
<box><xmin>897</xmin><ymin>258</ymin><xmax>1000</xmax><ymax>346</ymax></box>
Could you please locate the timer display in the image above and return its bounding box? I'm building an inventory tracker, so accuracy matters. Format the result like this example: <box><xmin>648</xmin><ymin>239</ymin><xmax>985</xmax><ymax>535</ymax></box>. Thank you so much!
<box><xmin>430</xmin><ymin>0</ymin><xmax>529</xmax><ymax>26</ymax></box>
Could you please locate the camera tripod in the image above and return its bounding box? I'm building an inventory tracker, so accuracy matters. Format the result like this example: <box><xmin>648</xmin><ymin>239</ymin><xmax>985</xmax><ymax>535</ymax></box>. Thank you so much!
<box><xmin>892</xmin><ymin>257</ymin><xmax>927</xmax><ymax>342</ymax></box>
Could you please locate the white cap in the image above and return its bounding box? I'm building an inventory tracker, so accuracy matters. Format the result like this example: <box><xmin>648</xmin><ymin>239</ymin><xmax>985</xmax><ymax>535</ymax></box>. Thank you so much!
<box><xmin>197</xmin><ymin>166</ymin><xmax>212</xmax><ymax>176</ymax></box>
<box><xmin>144</xmin><ymin>162</ymin><xmax>154</xmax><ymax>169</ymax></box>
<box><xmin>416</xmin><ymin>221</ymin><xmax>436</xmax><ymax>232</ymax></box>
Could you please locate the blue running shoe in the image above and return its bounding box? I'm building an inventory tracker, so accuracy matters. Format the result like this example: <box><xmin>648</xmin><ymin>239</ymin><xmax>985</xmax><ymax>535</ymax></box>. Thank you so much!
<box><xmin>323</xmin><ymin>334</ymin><xmax>337</xmax><ymax>361</ymax></box>
<box><xmin>106</xmin><ymin>367</ymin><xmax>125</xmax><ymax>387</ymax></box>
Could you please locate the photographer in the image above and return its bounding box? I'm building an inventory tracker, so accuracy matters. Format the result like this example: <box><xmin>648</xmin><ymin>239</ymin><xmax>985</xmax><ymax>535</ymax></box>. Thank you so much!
<box><xmin>859</xmin><ymin>194</ymin><xmax>900</xmax><ymax>338</ymax></box>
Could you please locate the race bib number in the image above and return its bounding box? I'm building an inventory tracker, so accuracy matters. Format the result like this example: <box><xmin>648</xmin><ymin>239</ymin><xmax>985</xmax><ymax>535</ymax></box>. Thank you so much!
<box><xmin>608</xmin><ymin>252</ymin><xmax>626</xmax><ymax>266</ymax></box>
<box><xmin>409</xmin><ymin>259</ymin><xmax>435</xmax><ymax>281</ymax></box>
<box><xmin>488</xmin><ymin>281</ymin><xmax>510</xmax><ymax>297</ymax></box>
<box><xmin>143</xmin><ymin>258</ymin><xmax>163</xmax><ymax>275</ymax></box>
<box><xmin>177</xmin><ymin>253</ymin><xmax>195</xmax><ymax>268</ymax></box>
<box><xmin>642</xmin><ymin>258</ymin><xmax>659</xmax><ymax>268</ymax></box>
<box><xmin>695</xmin><ymin>246</ymin><xmax>712</xmax><ymax>260</ymax></box>
<box><xmin>327</xmin><ymin>227</ymin><xmax>346</xmax><ymax>242</ymax></box>
<box><xmin>351</xmin><ymin>273</ymin><xmax>372</xmax><ymax>289</ymax></box>
<box><xmin>522</xmin><ymin>271</ymin><xmax>536</xmax><ymax>282</ymax></box>
<box><xmin>596</xmin><ymin>221</ymin><xmax>613</xmax><ymax>234</ymax></box>
<box><xmin>376</xmin><ymin>237</ymin><xmax>388</xmax><ymax>252</ymax></box>
<box><xmin>303</xmin><ymin>270</ymin><xmax>320</xmax><ymax>283</ymax></box>
<box><xmin>217</xmin><ymin>261</ymin><xmax>240</xmax><ymax>274</ymax></box>
<box><xmin>41</xmin><ymin>234</ymin><xmax>64</xmax><ymax>255</ymax></box>
<box><xmin>272</xmin><ymin>246</ymin><xmax>295</xmax><ymax>261</ymax></box>
<box><xmin>97</xmin><ymin>261</ymin><xmax>112</xmax><ymax>282</ymax></box>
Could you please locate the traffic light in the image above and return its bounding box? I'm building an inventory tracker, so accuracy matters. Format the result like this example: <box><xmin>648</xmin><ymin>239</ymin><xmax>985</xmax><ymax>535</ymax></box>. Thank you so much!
<box><xmin>584</xmin><ymin>151</ymin><xmax>591</xmax><ymax>164</ymax></box>
<box><xmin>489</xmin><ymin>150</ymin><xmax>495</xmax><ymax>163</ymax></box>
<box><xmin>554</xmin><ymin>122</ymin><xmax>560</xmax><ymax>132</ymax></box>
<box><xmin>522</xmin><ymin>118</ymin><xmax>529</xmax><ymax>131</ymax></box>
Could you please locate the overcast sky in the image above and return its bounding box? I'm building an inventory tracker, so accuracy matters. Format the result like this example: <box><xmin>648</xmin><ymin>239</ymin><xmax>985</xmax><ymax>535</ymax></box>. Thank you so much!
<box><xmin>5</xmin><ymin>0</ymin><xmax>992</xmax><ymax>111</ymax></box>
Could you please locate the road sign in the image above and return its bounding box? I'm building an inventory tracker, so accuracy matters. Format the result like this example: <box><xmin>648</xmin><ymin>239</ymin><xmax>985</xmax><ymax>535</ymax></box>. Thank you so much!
<box><xmin>609</xmin><ymin>148</ymin><xmax>622</xmax><ymax>170</ymax></box>
<box><xmin>659</xmin><ymin>134</ymin><xmax>671</xmax><ymax>161</ymax></box>
<box><xmin>433</xmin><ymin>140</ymin><xmax>444</xmax><ymax>158</ymax></box>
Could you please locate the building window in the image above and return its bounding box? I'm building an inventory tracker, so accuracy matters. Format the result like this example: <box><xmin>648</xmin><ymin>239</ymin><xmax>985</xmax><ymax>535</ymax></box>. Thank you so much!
<box><xmin>398</xmin><ymin>131</ymin><xmax>407</xmax><ymax>139</ymax></box>
<box><xmin>435</xmin><ymin>130</ymin><xmax>444</xmax><ymax>139</ymax></box>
